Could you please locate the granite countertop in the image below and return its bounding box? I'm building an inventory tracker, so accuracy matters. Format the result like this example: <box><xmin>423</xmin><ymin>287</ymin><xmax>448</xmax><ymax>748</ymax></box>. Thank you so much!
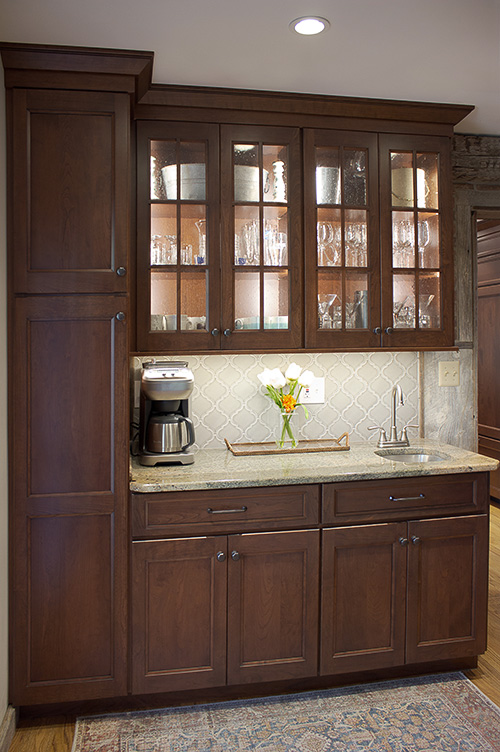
<box><xmin>129</xmin><ymin>440</ymin><xmax>499</xmax><ymax>493</ymax></box>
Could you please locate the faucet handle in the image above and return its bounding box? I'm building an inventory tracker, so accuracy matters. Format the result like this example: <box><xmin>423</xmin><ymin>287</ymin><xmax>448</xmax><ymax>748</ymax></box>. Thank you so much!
<box><xmin>368</xmin><ymin>425</ymin><xmax>388</xmax><ymax>446</ymax></box>
<box><xmin>400</xmin><ymin>424</ymin><xmax>419</xmax><ymax>444</ymax></box>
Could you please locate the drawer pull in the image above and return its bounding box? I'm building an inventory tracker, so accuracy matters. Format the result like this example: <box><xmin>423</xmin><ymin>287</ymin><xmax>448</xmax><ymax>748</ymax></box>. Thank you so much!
<box><xmin>411</xmin><ymin>536</ymin><xmax>421</xmax><ymax>545</ymax></box>
<box><xmin>389</xmin><ymin>493</ymin><xmax>425</xmax><ymax>502</ymax></box>
<box><xmin>399</xmin><ymin>537</ymin><xmax>409</xmax><ymax>546</ymax></box>
<box><xmin>231</xmin><ymin>550</ymin><xmax>240</xmax><ymax>561</ymax></box>
<box><xmin>216</xmin><ymin>551</ymin><xmax>226</xmax><ymax>562</ymax></box>
<box><xmin>207</xmin><ymin>506</ymin><xmax>248</xmax><ymax>514</ymax></box>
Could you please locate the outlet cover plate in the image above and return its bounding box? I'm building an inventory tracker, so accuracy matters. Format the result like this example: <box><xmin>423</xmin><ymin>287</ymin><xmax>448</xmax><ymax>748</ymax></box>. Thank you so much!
<box><xmin>301</xmin><ymin>376</ymin><xmax>325</xmax><ymax>404</ymax></box>
<box><xmin>438</xmin><ymin>361</ymin><xmax>460</xmax><ymax>387</ymax></box>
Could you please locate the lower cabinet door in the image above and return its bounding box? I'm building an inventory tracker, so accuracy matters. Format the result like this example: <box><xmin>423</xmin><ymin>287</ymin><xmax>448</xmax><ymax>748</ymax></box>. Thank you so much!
<box><xmin>406</xmin><ymin>514</ymin><xmax>489</xmax><ymax>663</ymax></box>
<box><xmin>320</xmin><ymin>523</ymin><xmax>407</xmax><ymax>675</ymax></box>
<box><xmin>131</xmin><ymin>537</ymin><xmax>227</xmax><ymax>694</ymax></box>
<box><xmin>227</xmin><ymin>530</ymin><xmax>320</xmax><ymax>684</ymax></box>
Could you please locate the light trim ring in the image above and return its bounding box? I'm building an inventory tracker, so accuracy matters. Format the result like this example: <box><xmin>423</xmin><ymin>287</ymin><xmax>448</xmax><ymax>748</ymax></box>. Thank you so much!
<box><xmin>290</xmin><ymin>16</ymin><xmax>330</xmax><ymax>35</ymax></box>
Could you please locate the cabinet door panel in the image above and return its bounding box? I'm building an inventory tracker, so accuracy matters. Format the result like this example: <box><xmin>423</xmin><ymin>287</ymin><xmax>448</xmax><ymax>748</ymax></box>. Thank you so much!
<box><xmin>10</xmin><ymin>296</ymin><xmax>128</xmax><ymax>704</ymax></box>
<box><xmin>12</xmin><ymin>89</ymin><xmax>129</xmax><ymax>293</ymax></box>
<box><xmin>227</xmin><ymin>530</ymin><xmax>319</xmax><ymax>684</ymax></box>
<box><xmin>379</xmin><ymin>134</ymin><xmax>453</xmax><ymax>348</ymax></box>
<box><xmin>321</xmin><ymin>523</ymin><xmax>407</xmax><ymax>675</ymax></box>
<box><xmin>406</xmin><ymin>515</ymin><xmax>488</xmax><ymax>663</ymax></box>
<box><xmin>303</xmin><ymin>129</ymin><xmax>381</xmax><ymax>349</ymax></box>
<box><xmin>132</xmin><ymin>537</ymin><xmax>227</xmax><ymax>694</ymax></box>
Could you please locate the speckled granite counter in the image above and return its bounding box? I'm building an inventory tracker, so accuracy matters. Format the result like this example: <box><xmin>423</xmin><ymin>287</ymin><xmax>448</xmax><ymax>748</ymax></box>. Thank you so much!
<box><xmin>130</xmin><ymin>440</ymin><xmax>499</xmax><ymax>493</ymax></box>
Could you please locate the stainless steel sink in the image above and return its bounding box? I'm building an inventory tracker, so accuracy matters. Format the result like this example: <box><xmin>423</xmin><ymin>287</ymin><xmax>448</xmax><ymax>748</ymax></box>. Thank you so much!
<box><xmin>375</xmin><ymin>449</ymin><xmax>447</xmax><ymax>463</ymax></box>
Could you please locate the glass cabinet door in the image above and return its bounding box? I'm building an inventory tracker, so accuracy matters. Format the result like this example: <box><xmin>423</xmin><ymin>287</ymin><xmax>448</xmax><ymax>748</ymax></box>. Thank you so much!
<box><xmin>379</xmin><ymin>135</ymin><xmax>453</xmax><ymax>348</ymax></box>
<box><xmin>136</xmin><ymin>122</ymin><xmax>220</xmax><ymax>351</ymax></box>
<box><xmin>220</xmin><ymin>125</ymin><xmax>302</xmax><ymax>349</ymax></box>
<box><xmin>304</xmin><ymin>130</ymin><xmax>380</xmax><ymax>349</ymax></box>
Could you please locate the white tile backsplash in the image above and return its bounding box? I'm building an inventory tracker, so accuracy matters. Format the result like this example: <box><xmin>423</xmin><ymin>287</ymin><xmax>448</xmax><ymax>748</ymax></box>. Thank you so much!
<box><xmin>132</xmin><ymin>352</ymin><xmax>420</xmax><ymax>449</ymax></box>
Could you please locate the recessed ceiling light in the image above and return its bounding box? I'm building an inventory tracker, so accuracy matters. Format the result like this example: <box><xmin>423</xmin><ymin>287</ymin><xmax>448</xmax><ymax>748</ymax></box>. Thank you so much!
<box><xmin>290</xmin><ymin>16</ymin><xmax>330</xmax><ymax>35</ymax></box>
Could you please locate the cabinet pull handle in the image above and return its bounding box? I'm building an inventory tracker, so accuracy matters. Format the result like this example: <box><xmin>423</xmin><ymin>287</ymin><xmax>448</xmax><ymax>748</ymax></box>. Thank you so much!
<box><xmin>207</xmin><ymin>506</ymin><xmax>248</xmax><ymax>514</ymax></box>
<box><xmin>223</xmin><ymin>329</ymin><xmax>231</xmax><ymax>336</ymax></box>
<box><xmin>385</xmin><ymin>326</ymin><xmax>394</xmax><ymax>335</ymax></box>
<box><xmin>411</xmin><ymin>536</ymin><xmax>421</xmax><ymax>545</ymax></box>
<box><xmin>211</xmin><ymin>328</ymin><xmax>219</xmax><ymax>336</ymax></box>
<box><xmin>389</xmin><ymin>493</ymin><xmax>425</xmax><ymax>502</ymax></box>
<box><xmin>373</xmin><ymin>327</ymin><xmax>382</xmax><ymax>335</ymax></box>
<box><xmin>116</xmin><ymin>266</ymin><xmax>127</xmax><ymax>277</ymax></box>
<box><xmin>115</xmin><ymin>311</ymin><xmax>126</xmax><ymax>321</ymax></box>
<box><xmin>216</xmin><ymin>551</ymin><xmax>226</xmax><ymax>562</ymax></box>
<box><xmin>399</xmin><ymin>537</ymin><xmax>409</xmax><ymax>546</ymax></box>
<box><xmin>231</xmin><ymin>550</ymin><xmax>240</xmax><ymax>561</ymax></box>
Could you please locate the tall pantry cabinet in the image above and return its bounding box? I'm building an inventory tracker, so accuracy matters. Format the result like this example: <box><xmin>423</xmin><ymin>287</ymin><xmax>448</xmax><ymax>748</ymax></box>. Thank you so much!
<box><xmin>1</xmin><ymin>44</ymin><xmax>153</xmax><ymax>705</ymax></box>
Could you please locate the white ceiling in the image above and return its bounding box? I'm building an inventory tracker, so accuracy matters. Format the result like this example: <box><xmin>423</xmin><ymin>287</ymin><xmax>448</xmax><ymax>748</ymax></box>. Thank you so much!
<box><xmin>2</xmin><ymin>0</ymin><xmax>500</xmax><ymax>134</ymax></box>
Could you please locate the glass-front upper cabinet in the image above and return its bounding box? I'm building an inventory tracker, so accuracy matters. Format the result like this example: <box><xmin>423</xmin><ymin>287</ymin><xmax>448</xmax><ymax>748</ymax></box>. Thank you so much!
<box><xmin>136</xmin><ymin>122</ymin><xmax>220</xmax><ymax>351</ymax></box>
<box><xmin>303</xmin><ymin>130</ymin><xmax>380</xmax><ymax>349</ymax></box>
<box><xmin>379</xmin><ymin>135</ymin><xmax>453</xmax><ymax>348</ymax></box>
<box><xmin>220</xmin><ymin>125</ymin><xmax>302</xmax><ymax>350</ymax></box>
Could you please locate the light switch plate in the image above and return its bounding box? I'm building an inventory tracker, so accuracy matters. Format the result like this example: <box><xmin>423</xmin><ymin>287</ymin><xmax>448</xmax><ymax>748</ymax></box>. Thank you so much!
<box><xmin>301</xmin><ymin>376</ymin><xmax>325</xmax><ymax>404</ymax></box>
<box><xmin>438</xmin><ymin>361</ymin><xmax>460</xmax><ymax>387</ymax></box>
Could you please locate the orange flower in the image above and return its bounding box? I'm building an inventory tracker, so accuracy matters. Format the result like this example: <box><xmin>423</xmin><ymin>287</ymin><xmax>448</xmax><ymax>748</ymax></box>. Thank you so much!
<box><xmin>282</xmin><ymin>394</ymin><xmax>297</xmax><ymax>413</ymax></box>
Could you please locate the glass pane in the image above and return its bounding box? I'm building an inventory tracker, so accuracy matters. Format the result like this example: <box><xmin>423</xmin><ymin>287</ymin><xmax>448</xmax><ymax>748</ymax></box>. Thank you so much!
<box><xmin>234</xmin><ymin>206</ymin><xmax>260</xmax><ymax>265</ymax></box>
<box><xmin>318</xmin><ymin>272</ymin><xmax>342</xmax><ymax>329</ymax></box>
<box><xmin>391</xmin><ymin>152</ymin><xmax>414</xmax><ymax>207</ymax></box>
<box><xmin>263</xmin><ymin>145</ymin><xmax>287</xmax><ymax>203</ymax></box>
<box><xmin>180</xmin><ymin>272</ymin><xmax>207</xmax><ymax>330</ymax></box>
<box><xmin>345</xmin><ymin>274</ymin><xmax>369</xmax><ymax>329</ymax></box>
<box><xmin>264</xmin><ymin>271</ymin><xmax>288</xmax><ymax>328</ymax></box>
<box><xmin>234</xmin><ymin>271</ymin><xmax>260</xmax><ymax>328</ymax></box>
<box><xmin>317</xmin><ymin>208</ymin><xmax>341</xmax><ymax>266</ymax></box>
<box><xmin>419</xmin><ymin>273</ymin><xmax>441</xmax><ymax>329</ymax></box>
<box><xmin>151</xmin><ymin>205</ymin><xmax>177</xmax><ymax>265</ymax></box>
<box><xmin>180</xmin><ymin>142</ymin><xmax>206</xmax><ymax>201</ymax></box>
<box><xmin>418</xmin><ymin>213</ymin><xmax>440</xmax><ymax>268</ymax></box>
<box><xmin>345</xmin><ymin>209</ymin><xmax>368</xmax><ymax>267</ymax></box>
<box><xmin>316</xmin><ymin>146</ymin><xmax>340</xmax><ymax>205</ymax></box>
<box><xmin>263</xmin><ymin>207</ymin><xmax>288</xmax><ymax>266</ymax></box>
<box><xmin>180</xmin><ymin>205</ymin><xmax>206</xmax><ymax>265</ymax></box>
<box><xmin>234</xmin><ymin>144</ymin><xmax>260</xmax><ymax>202</ymax></box>
<box><xmin>151</xmin><ymin>270</ymin><xmax>176</xmax><ymax>330</ymax></box>
<box><xmin>343</xmin><ymin>149</ymin><xmax>367</xmax><ymax>206</ymax></box>
<box><xmin>392</xmin><ymin>211</ymin><xmax>415</xmax><ymax>268</ymax></box>
<box><xmin>393</xmin><ymin>275</ymin><xmax>416</xmax><ymax>328</ymax></box>
<box><xmin>151</xmin><ymin>140</ymin><xmax>176</xmax><ymax>200</ymax></box>
<box><xmin>417</xmin><ymin>153</ymin><xmax>439</xmax><ymax>209</ymax></box>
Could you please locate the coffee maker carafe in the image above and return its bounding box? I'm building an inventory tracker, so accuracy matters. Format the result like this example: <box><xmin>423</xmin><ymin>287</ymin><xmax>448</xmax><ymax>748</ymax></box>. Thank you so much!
<box><xmin>138</xmin><ymin>361</ymin><xmax>195</xmax><ymax>466</ymax></box>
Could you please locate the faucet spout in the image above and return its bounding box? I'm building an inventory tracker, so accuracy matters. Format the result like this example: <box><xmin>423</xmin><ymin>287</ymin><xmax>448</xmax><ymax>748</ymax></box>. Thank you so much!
<box><xmin>390</xmin><ymin>384</ymin><xmax>404</xmax><ymax>442</ymax></box>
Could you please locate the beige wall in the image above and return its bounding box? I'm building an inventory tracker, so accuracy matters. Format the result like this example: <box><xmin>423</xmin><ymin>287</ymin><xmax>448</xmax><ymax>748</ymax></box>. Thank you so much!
<box><xmin>0</xmin><ymin>67</ymin><xmax>9</xmax><ymax>719</ymax></box>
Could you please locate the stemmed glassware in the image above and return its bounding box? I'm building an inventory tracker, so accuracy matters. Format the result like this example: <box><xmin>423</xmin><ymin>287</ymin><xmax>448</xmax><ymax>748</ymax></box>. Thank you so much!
<box><xmin>418</xmin><ymin>219</ymin><xmax>430</xmax><ymax>268</ymax></box>
<box><xmin>317</xmin><ymin>293</ymin><xmax>339</xmax><ymax>328</ymax></box>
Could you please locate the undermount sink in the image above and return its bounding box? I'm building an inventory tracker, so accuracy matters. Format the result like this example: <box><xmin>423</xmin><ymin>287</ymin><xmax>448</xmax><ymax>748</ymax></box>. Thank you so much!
<box><xmin>375</xmin><ymin>449</ymin><xmax>447</xmax><ymax>464</ymax></box>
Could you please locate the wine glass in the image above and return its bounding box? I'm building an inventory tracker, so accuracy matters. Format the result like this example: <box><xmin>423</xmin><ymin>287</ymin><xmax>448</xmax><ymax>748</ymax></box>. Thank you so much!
<box><xmin>418</xmin><ymin>219</ymin><xmax>430</xmax><ymax>268</ymax></box>
<box><xmin>317</xmin><ymin>293</ymin><xmax>338</xmax><ymax>328</ymax></box>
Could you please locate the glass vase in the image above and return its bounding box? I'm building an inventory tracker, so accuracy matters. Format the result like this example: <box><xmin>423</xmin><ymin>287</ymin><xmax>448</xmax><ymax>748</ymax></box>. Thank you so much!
<box><xmin>277</xmin><ymin>410</ymin><xmax>297</xmax><ymax>449</ymax></box>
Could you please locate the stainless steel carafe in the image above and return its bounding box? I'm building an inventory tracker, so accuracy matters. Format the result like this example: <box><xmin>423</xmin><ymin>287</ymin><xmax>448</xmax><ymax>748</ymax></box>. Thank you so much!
<box><xmin>146</xmin><ymin>413</ymin><xmax>194</xmax><ymax>454</ymax></box>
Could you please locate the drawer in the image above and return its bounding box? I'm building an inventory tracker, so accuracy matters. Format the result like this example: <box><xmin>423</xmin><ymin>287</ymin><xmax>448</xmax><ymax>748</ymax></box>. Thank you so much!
<box><xmin>322</xmin><ymin>473</ymin><xmax>488</xmax><ymax>524</ymax></box>
<box><xmin>131</xmin><ymin>484</ymin><xmax>320</xmax><ymax>537</ymax></box>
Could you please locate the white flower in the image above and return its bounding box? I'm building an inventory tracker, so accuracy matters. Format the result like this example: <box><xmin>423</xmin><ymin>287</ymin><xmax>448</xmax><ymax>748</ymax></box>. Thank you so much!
<box><xmin>285</xmin><ymin>362</ymin><xmax>302</xmax><ymax>381</ymax></box>
<box><xmin>257</xmin><ymin>368</ymin><xmax>274</xmax><ymax>387</ymax></box>
<box><xmin>299</xmin><ymin>370</ymin><xmax>315</xmax><ymax>388</ymax></box>
<box><xmin>267</xmin><ymin>368</ymin><xmax>287</xmax><ymax>389</ymax></box>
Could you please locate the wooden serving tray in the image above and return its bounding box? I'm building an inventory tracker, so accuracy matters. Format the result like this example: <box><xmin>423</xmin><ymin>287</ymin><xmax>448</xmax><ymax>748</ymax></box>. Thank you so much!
<box><xmin>225</xmin><ymin>432</ymin><xmax>350</xmax><ymax>456</ymax></box>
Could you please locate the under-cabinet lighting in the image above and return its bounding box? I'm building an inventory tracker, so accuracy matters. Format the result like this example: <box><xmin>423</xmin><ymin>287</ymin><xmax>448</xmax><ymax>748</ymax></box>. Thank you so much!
<box><xmin>290</xmin><ymin>16</ymin><xmax>330</xmax><ymax>35</ymax></box>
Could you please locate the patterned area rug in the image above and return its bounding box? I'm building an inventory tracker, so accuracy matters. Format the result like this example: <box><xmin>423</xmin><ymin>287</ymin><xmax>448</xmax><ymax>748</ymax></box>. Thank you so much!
<box><xmin>71</xmin><ymin>673</ymin><xmax>500</xmax><ymax>752</ymax></box>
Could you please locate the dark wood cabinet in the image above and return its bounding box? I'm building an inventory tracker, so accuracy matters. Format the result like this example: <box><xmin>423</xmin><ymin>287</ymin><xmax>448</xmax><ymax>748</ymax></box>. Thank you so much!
<box><xmin>136</xmin><ymin>121</ymin><xmax>302</xmax><ymax>351</ymax></box>
<box><xmin>131</xmin><ymin>529</ymin><xmax>319</xmax><ymax>693</ymax></box>
<box><xmin>477</xmin><ymin>219</ymin><xmax>500</xmax><ymax>499</ymax></box>
<box><xmin>10</xmin><ymin>88</ymin><xmax>130</xmax><ymax>294</ymax></box>
<box><xmin>321</xmin><ymin>514</ymin><xmax>488</xmax><ymax>675</ymax></box>
<box><xmin>10</xmin><ymin>296</ymin><xmax>129</xmax><ymax>704</ymax></box>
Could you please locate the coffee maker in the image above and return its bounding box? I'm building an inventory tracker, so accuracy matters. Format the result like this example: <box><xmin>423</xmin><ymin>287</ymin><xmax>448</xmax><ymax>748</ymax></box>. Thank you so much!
<box><xmin>138</xmin><ymin>361</ymin><xmax>195</xmax><ymax>466</ymax></box>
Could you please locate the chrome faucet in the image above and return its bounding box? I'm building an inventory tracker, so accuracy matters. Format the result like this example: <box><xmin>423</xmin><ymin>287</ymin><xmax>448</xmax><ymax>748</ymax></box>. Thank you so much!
<box><xmin>369</xmin><ymin>384</ymin><xmax>418</xmax><ymax>448</ymax></box>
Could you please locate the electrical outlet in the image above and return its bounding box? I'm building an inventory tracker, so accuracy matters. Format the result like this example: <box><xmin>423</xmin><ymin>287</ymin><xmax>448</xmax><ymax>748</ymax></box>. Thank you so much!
<box><xmin>438</xmin><ymin>361</ymin><xmax>460</xmax><ymax>387</ymax></box>
<box><xmin>301</xmin><ymin>376</ymin><xmax>325</xmax><ymax>404</ymax></box>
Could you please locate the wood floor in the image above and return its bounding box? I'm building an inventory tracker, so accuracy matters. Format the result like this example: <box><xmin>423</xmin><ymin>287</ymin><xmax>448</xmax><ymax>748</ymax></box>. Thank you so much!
<box><xmin>8</xmin><ymin>502</ymin><xmax>500</xmax><ymax>752</ymax></box>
